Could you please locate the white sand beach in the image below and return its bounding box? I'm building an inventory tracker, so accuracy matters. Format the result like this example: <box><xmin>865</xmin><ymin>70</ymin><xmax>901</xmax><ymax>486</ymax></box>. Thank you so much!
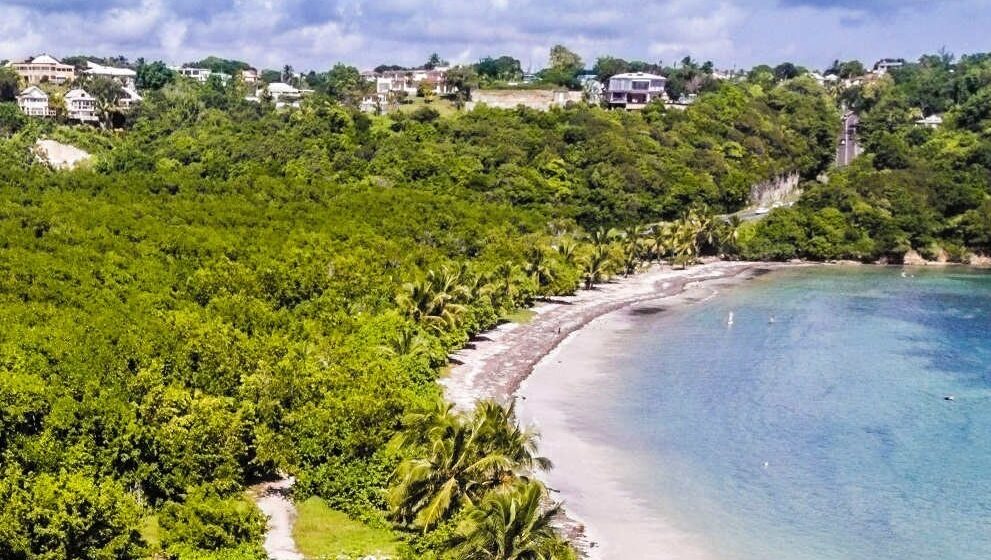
<box><xmin>442</xmin><ymin>261</ymin><xmax>790</xmax><ymax>558</ymax></box>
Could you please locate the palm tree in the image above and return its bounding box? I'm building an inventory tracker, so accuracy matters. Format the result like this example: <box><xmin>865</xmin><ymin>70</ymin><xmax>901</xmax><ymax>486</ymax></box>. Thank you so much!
<box><xmin>454</xmin><ymin>480</ymin><xmax>575</xmax><ymax>560</ymax></box>
<box><xmin>491</xmin><ymin>262</ymin><xmax>519</xmax><ymax>310</ymax></box>
<box><xmin>580</xmin><ymin>244</ymin><xmax>612</xmax><ymax>289</ymax></box>
<box><xmin>523</xmin><ymin>248</ymin><xmax>555</xmax><ymax>292</ymax></box>
<box><xmin>397</xmin><ymin>271</ymin><xmax>465</xmax><ymax>332</ymax></box>
<box><xmin>388</xmin><ymin>400</ymin><xmax>551</xmax><ymax>531</ymax></box>
<box><xmin>554</xmin><ymin>240</ymin><xmax>578</xmax><ymax>267</ymax></box>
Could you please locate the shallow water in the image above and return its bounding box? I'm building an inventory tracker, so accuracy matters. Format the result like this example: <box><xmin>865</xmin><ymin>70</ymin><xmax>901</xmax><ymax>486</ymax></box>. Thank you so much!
<box><xmin>535</xmin><ymin>266</ymin><xmax>991</xmax><ymax>559</ymax></box>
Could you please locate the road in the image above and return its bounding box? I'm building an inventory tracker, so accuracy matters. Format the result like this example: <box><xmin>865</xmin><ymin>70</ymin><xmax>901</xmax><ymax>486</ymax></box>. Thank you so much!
<box><xmin>836</xmin><ymin>112</ymin><xmax>860</xmax><ymax>167</ymax></box>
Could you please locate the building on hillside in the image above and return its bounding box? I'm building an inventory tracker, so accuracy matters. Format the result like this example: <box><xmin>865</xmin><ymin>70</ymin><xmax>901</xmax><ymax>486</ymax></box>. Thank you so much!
<box><xmin>9</xmin><ymin>54</ymin><xmax>75</xmax><ymax>85</ymax></box>
<box><xmin>873</xmin><ymin>58</ymin><xmax>905</xmax><ymax>75</ymax></box>
<box><xmin>170</xmin><ymin>66</ymin><xmax>232</xmax><ymax>84</ymax></box>
<box><xmin>118</xmin><ymin>88</ymin><xmax>143</xmax><ymax>110</ymax></box>
<box><xmin>240</xmin><ymin>68</ymin><xmax>259</xmax><ymax>84</ymax></box>
<box><xmin>246</xmin><ymin>82</ymin><xmax>310</xmax><ymax>109</ymax></box>
<box><xmin>361</xmin><ymin>66</ymin><xmax>455</xmax><ymax>98</ymax></box>
<box><xmin>605</xmin><ymin>72</ymin><xmax>668</xmax><ymax>109</ymax></box>
<box><xmin>65</xmin><ymin>89</ymin><xmax>98</xmax><ymax>122</ymax></box>
<box><xmin>915</xmin><ymin>114</ymin><xmax>943</xmax><ymax>128</ymax></box>
<box><xmin>83</xmin><ymin>61</ymin><xmax>136</xmax><ymax>88</ymax></box>
<box><xmin>17</xmin><ymin>86</ymin><xmax>55</xmax><ymax>117</ymax></box>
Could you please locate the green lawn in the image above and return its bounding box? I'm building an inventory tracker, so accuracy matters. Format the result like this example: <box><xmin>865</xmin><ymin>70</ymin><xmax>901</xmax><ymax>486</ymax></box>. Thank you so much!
<box><xmin>392</xmin><ymin>96</ymin><xmax>461</xmax><ymax>117</ymax></box>
<box><xmin>500</xmin><ymin>308</ymin><xmax>536</xmax><ymax>325</ymax></box>
<box><xmin>293</xmin><ymin>498</ymin><xmax>399</xmax><ymax>559</ymax></box>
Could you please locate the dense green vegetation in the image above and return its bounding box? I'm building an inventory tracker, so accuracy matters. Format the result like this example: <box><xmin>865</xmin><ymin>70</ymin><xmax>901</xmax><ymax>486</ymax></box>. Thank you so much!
<box><xmin>744</xmin><ymin>52</ymin><xmax>991</xmax><ymax>262</ymax></box>
<box><xmin>0</xmin><ymin>70</ymin><xmax>834</xmax><ymax>559</ymax></box>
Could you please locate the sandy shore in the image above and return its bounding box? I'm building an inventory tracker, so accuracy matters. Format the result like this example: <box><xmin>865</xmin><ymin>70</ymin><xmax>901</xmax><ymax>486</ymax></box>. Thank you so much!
<box><xmin>442</xmin><ymin>260</ymin><xmax>790</xmax><ymax>558</ymax></box>
<box><xmin>443</xmin><ymin>261</ymin><xmax>781</xmax><ymax>410</ymax></box>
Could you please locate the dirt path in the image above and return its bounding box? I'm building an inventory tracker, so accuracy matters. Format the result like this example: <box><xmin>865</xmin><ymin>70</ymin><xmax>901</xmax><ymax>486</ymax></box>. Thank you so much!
<box><xmin>250</xmin><ymin>477</ymin><xmax>304</xmax><ymax>560</ymax></box>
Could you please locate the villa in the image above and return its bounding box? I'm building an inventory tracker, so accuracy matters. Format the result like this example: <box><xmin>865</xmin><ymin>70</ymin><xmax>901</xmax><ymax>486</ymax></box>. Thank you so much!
<box><xmin>361</xmin><ymin>66</ymin><xmax>455</xmax><ymax>98</ymax></box>
<box><xmin>17</xmin><ymin>86</ymin><xmax>55</xmax><ymax>117</ymax></box>
<box><xmin>240</xmin><ymin>68</ymin><xmax>259</xmax><ymax>84</ymax></box>
<box><xmin>915</xmin><ymin>114</ymin><xmax>944</xmax><ymax>128</ymax></box>
<box><xmin>83</xmin><ymin>61</ymin><xmax>137</xmax><ymax>88</ymax></box>
<box><xmin>9</xmin><ymin>54</ymin><xmax>75</xmax><ymax>85</ymax></box>
<box><xmin>605</xmin><ymin>72</ymin><xmax>668</xmax><ymax>109</ymax></box>
<box><xmin>873</xmin><ymin>58</ymin><xmax>906</xmax><ymax>75</ymax></box>
<box><xmin>65</xmin><ymin>89</ymin><xmax>98</xmax><ymax>122</ymax></box>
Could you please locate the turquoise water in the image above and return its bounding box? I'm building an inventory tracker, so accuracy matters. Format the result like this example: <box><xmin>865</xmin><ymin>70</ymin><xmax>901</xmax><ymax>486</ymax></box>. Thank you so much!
<box><xmin>586</xmin><ymin>267</ymin><xmax>991</xmax><ymax>560</ymax></box>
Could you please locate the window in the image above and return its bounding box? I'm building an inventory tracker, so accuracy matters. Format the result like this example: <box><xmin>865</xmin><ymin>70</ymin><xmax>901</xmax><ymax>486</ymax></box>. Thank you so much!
<box><xmin>650</xmin><ymin>80</ymin><xmax>664</xmax><ymax>88</ymax></box>
<box><xmin>632</xmin><ymin>81</ymin><xmax>649</xmax><ymax>90</ymax></box>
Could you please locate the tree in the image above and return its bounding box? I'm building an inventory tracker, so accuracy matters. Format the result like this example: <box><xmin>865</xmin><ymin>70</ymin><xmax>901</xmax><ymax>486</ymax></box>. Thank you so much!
<box><xmin>445</xmin><ymin>66</ymin><xmax>479</xmax><ymax>108</ymax></box>
<box><xmin>425</xmin><ymin>53</ymin><xmax>449</xmax><ymax>70</ymax></box>
<box><xmin>387</xmin><ymin>400</ymin><xmax>549</xmax><ymax>530</ymax></box>
<box><xmin>0</xmin><ymin>103</ymin><xmax>26</xmax><ymax>136</ymax></box>
<box><xmin>543</xmin><ymin>45</ymin><xmax>583</xmax><ymax>87</ymax></box>
<box><xmin>593</xmin><ymin>56</ymin><xmax>630</xmax><ymax>83</ymax></box>
<box><xmin>774</xmin><ymin>62</ymin><xmax>800</xmax><ymax>81</ymax></box>
<box><xmin>135</xmin><ymin>58</ymin><xmax>175</xmax><ymax>90</ymax></box>
<box><xmin>324</xmin><ymin>63</ymin><xmax>366</xmax><ymax>106</ymax></box>
<box><xmin>86</xmin><ymin>76</ymin><xmax>125</xmax><ymax>129</ymax></box>
<box><xmin>474</xmin><ymin>56</ymin><xmax>523</xmax><ymax>81</ymax></box>
<box><xmin>454</xmin><ymin>480</ymin><xmax>575</xmax><ymax>560</ymax></box>
<box><xmin>0</xmin><ymin>66</ymin><xmax>20</xmax><ymax>101</ymax></box>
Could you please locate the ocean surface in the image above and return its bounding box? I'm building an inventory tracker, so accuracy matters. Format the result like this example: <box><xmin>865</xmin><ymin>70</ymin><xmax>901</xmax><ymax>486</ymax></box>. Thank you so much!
<box><xmin>524</xmin><ymin>266</ymin><xmax>991</xmax><ymax>560</ymax></box>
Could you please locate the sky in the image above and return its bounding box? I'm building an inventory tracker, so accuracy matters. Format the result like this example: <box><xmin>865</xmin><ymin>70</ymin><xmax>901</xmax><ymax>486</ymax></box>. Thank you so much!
<box><xmin>1</xmin><ymin>0</ymin><xmax>989</xmax><ymax>72</ymax></box>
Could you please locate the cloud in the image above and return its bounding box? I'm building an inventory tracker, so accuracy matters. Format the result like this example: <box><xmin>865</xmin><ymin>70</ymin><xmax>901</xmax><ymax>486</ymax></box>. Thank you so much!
<box><xmin>0</xmin><ymin>0</ymin><xmax>987</xmax><ymax>71</ymax></box>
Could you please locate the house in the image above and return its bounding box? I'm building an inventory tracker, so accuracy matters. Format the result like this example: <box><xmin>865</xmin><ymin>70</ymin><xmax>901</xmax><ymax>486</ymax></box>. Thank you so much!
<box><xmin>240</xmin><ymin>68</ymin><xmax>259</xmax><ymax>84</ymax></box>
<box><xmin>118</xmin><ymin>88</ymin><xmax>143</xmax><ymax>110</ymax></box>
<box><xmin>255</xmin><ymin>82</ymin><xmax>307</xmax><ymax>109</ymax></box>
<box><xmin>83</xmin><ymin>61</ymin><xmax>136</xmax><ymax>88</ymax></box>
<box><xmin>64</xmin><ymin>89</ymin><xmax>98</xmax><ymax>122</ymax></box>
<box><xmin>361</xmin><ymin>66</ymin><xmax>455</xmax><ymax>98</ymax></box>
<box><xmin>605</xmin><ymin>72</ymin><xmax>668</xmax><ymax>109</ymax></box>
<box><xmin>9</xmin><ymin>54</ymin><xmax>75</xmax><ymax>85</ymax></box>
<box><xmin>170</xmin><ymin>66</ymin><xmax>230</xmax><ymax>83</ymax></box>
<box><xmin>873</xmin><ymin>58</ymin><xmax>905</xmax><ymax>75</ymax></box>
<box><xmin>17</xmin><ymin>86</ymin><xmax>55</xmax><ymax>117</ymax></box>
<box><xmin>915</xmin><ymin>114</ymin><xmax>943</xmax><ymax>128</ymax></box>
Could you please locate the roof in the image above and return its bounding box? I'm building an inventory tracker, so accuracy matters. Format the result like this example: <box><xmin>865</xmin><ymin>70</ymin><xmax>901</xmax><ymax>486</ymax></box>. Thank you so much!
<box><xmin>17</xmin><ymin>86</ymin><xmax>48</xmax><ymax>99</ymax></box>
<box><xmin>121</xmin><ymin>88</ymin><xmax>143</xmax><ymax>101</ymax></box>
<box><xmin>84</xmin><ymin>61</ymin><xmax>137</xmax><ymax>77</ymax></box>
<box><xmin>610</xmin><ymin>72</ymin><xmax>665</xmax><ymax>80</ymax></box>
<box><xmin>30</xmin><ymin>54</ymin><xmax>63</xmax><ymax>65</ymax></box>
<box><xmin>267</xmin><ymin>82</ymin><xmax>299</xmax><ymax>94</ymax></box>
<box><xmin>65</xmin><ymin>89</ymin><xmax>95</xmax><ymax>101</ymax></box>
<box><xmin>917</xmin><ymin>114</ymin><xmax>943</xmax><ymax>124</ymax></box>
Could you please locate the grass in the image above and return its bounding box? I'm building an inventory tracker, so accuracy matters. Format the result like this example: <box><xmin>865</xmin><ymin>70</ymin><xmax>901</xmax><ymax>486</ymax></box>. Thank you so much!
<box><xmin>500</xmin><ymin>308</ymin><xmax>536</xmax><ymax>324</ymax></box>
<box><xmin>293</xmin><ymin>497</ymin><xmax>399</xmax><ymax>560</ymax></box>
<box><xmin>392</xmin><ymin>96</ymin><xmax>460</xmax><ymax>117</ymax></box>
<box><xmin>139</xmin><ymin>515</ymin><xmax>161</xmax><ymax>556</ymax></box>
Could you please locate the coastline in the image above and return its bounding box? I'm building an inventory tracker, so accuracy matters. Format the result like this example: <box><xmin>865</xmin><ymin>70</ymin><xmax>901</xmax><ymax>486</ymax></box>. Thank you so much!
<box><xmin>441</xmin><ymin>260</ymin><xmax>793</xmax><ymax>558</ymax></box>
<box><xmin>442</xmin><ymin>260</ymin><xmax>786</xmax><ymax>410</ymax></box>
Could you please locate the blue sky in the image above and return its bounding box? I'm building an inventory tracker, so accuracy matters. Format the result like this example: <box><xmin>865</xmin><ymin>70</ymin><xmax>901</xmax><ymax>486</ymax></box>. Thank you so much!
<box><xmin>1</xmin><ymin>0</ymin><xmax>988</xmax><ymax>71</ymax></box>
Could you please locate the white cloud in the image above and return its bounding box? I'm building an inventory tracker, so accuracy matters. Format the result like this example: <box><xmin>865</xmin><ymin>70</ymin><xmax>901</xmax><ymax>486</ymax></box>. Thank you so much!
<box><xmin>0</xmin><ymin>0</ymin><xmax>986</xmax><ymax>71</ymax></box>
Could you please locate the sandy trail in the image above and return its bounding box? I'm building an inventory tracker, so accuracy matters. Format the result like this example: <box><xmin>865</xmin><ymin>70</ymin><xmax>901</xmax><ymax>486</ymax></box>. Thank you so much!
<box><xmin>250</xmin><ymin>477</ymin><xmax>304</xmax><ymax>560</ymax></box>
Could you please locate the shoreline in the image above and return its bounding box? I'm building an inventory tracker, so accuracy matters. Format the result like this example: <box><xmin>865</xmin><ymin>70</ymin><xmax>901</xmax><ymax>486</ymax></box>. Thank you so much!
<box><xmin>441</xmin><ymin>260</ymin><xmax>795</xmax><ymax>557</ymax></box>
<box><xmin>442</xmin><ymin>260</ymin><xmax>787</xmax><ymax>410</ymax></box>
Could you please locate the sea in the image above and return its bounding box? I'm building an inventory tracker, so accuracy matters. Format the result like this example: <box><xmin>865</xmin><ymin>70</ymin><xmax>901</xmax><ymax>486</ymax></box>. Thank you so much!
<box><xmin>519</xmin><ymin>266</ymin><xmax>991</xmax><ymax>560</ymax></box>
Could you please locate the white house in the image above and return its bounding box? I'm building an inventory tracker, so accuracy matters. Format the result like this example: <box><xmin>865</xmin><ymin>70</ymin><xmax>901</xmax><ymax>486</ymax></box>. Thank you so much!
<box><xmin>17</xmin><ymin>86</ymin><xmax>55</xmax><ymax>117</ymax></box>
<box><xmin>83</xmin><ymin>61</ymin><xmax>136</xmax><ymax>88</ymax></box>
<box><xmin>915</xmin><ymin>114</ymin><xmax>944</xmax><ymax>128</ymax></box>
<box><xmin>605</xmin><ymin>72</ymin><xmax>668</xmax><ymax>109</ymax></box>
<box><xmin>240</xmin><ymin>68</ymin><xmax>259</xmax><ymax>84</ymax></box>
<box><xmin>118</xmin><ymin>88</ymin><xmax>143</xmax><ymax>110</ymax></box>
<box><xmin>361</xmin><ymin>66</ymin><xmax>454</xmax><ymax>98</ymax></box>
<box><xmin>873</xmin><ymin>58</ymin><xmax>905</xmax><ymax>75</ymax></box>
<box><xmin>65</xmin><ymin>89</ymin><xmax>98</xmax><ymax>122</ymax></box>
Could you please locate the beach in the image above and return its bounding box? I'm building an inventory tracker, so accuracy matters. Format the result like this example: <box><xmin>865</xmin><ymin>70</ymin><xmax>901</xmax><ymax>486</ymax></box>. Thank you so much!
<box><xmin>442</xmin><ymin>260</ymin><xmax>789</xmax><ymax>558</ymax></box>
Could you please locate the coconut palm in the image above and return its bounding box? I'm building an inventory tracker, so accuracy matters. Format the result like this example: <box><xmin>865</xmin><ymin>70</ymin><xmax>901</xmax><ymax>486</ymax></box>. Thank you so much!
<box><xmin>388</xmin><ymin>400</ymin><xmax>551</xmax><ymax>531</ymax></box>
<box><xmin>397</xmin><ymin>271</ymin><xmax>466</xmax><ymax>332</ymax></box>
<box><xmin>523</xmin><ymin>247</ymin><xmax>555</xmax><ymax>291</ymax></box>
<box><xmin>491</xmin><ymin>262</ymin><xmax>519</xmax><ymax>310</ymax></box>
<box><xmin>553</xmin><ymin>240</ymin><xmax>578</xmax><ymax>267</ymax></box>
<box><xmin>454</xmin><ymin>480</ymin><xmax>575</xmax><ymax>560</ymax></box>
<box><xmin>580</xmin><ymin>244</ymin><xmax>612</xmax><ymax>289</ymax></box>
